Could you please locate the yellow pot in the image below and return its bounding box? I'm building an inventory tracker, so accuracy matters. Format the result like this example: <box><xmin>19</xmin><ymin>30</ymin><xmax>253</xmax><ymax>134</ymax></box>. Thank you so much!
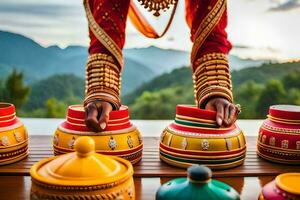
<box><xmin>30</xmin><ymin>136</ymin><xmax>135</xmax><ymax>200</ymax></box>
<box><xmin>0</xmin><ymin>103</ymin><xmax>28</xmax><ymax>165</ymax></box>
<box><xmin>159</xmin><ymin>105</ymin><xmax>246</xmax><ymax>169</ymax></box>
<box><xmin>53</xmin><ymin>105</ymin><xmax>143</xmax><ymax>164</ymax></box>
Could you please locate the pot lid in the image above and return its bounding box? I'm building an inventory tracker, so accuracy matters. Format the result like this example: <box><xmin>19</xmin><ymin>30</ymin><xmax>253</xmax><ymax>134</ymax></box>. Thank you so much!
<box><xmin>62</xmin><ymin>105</ymin><xmax>132</xmax><ymax>132</ymax></box>
<box><xmin>30</xmin><ymin>136</ymin><xmax>133</xmax><ymax>186</ymax></box>
<box><xmin>0</xmin><ymin>103</ymin><xmax>18</xmax><ymax>127</ymax></box>
<box><xmin>269</xmin><ymin>105</ymin><xmax>300</xmax><ymax>121</ymax></box>
<box><xmin>171</xmin><ymin>105</ymin><xmax>237</xmax><ymax>134</ymax></box>
<box><xmin>275</xmin><ymin>173</ymin><xmax>300</xmax><ymax>195</ymax></box>
<box><xmin>156</xmin><ymin>165</ymin><xmax>240</xmax><ymax>200</ymax></box>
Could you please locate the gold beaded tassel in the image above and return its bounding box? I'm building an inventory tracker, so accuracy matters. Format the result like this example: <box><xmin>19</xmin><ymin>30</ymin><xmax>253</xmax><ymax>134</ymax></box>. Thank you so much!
<box><xmin>137</xmin><ymin>0</ymin><xmax>178</xmax><ymax>16</ymax></box>
<box><xmin>84</xmin><ymin>53</ymin><xmax>122</xmax><ymax>110</ymax></box>
<box><xmin>193</xmin><ymin>53</ymin><xmax>233</xmax><ymax>108</ymax></box>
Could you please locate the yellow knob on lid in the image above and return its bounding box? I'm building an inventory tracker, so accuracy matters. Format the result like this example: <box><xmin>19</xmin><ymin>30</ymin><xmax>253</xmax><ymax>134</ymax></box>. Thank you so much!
<box><xmin>74</xmin><ymin>136</ymin><xmax>95</xmax><ymax>157</ymax></box>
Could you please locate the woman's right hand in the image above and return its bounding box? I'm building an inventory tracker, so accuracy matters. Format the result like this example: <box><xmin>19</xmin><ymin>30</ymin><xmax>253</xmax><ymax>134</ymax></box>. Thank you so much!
<box><xmin>84</xmin><ymin>100</ymin><xmax>113</xmax><ymax>132</ymax></box>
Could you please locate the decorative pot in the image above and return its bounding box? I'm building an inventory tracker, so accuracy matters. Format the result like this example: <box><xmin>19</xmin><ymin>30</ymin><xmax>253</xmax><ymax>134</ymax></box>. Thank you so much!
<box><xmin>159</xmin><ymin>105</ymin><xmax>246</xmax><ymax>169</ymax></box>
<box><xmin>0</xmin><ymin>102</ymin><xmax>28</xmax><ymax>165</ymax></box>
<box><xmin>259</xmin><ymin>173</ymin><xmax>300</xmax><ymax>200</ymax></box>
<box><xmin>257</xmin><ymin>105</ymin><xmax>300</xmax><ymax>164</ymax></box>
<box><xmin>53</xmin><ymin>105</ymin><xmax>143</xmax><ymax>164</ymax></box>
<box><xmin>156</xmin><ymin>165</ymin><xmax>240</xmax><ymax>200</ymax></box>
<box><xmin>30</xmin><ymin>136</ymin><xmax>135</xmax><ymax>200</ymax></box>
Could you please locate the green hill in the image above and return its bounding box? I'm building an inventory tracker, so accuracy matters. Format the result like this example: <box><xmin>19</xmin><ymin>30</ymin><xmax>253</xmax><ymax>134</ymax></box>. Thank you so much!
<box><xmin>24</xmin><ymin>74</ymin><xmax>85</xmax><ymax>110</ymax></box>
<box><xmin>231</xmin><ymin>61</ymin><xmax>300</xmax><ymax>86</ymax></box>
<box><xmin>124</xmin><ymin>61</ymin><xmax>300</xmax><ymax>119</ymax></box>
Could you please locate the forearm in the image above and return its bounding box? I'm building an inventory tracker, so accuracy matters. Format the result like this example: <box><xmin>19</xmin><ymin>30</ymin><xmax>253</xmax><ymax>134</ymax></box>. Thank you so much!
<box><xmin>186</xmin><ymin>0</ymin><xmax>233</xmax><ymax>108</ymax></box>
<box><xmin>84</xmin><ymin>0</ymin><xmax>130</xmax><ymax>109</ymax></box>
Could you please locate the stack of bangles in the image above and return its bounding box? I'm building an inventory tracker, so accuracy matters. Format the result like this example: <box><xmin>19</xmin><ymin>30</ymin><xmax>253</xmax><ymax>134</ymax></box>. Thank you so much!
<box><xmin>84</xmin><ymin>53</ymin><xmax>122</xmax><ymax>110</ymax></box>
<box><xmin>193</xmin><ymin>53</ymin><xmax>233</xmax><ymax>107</ymax></box>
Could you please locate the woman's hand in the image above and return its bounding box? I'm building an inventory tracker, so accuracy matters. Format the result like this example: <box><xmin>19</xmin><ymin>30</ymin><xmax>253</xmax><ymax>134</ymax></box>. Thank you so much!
<box><xmin>205</xmin><ymin>97</ymin><xmax>240</xmax><ymax>127</ymax></box>
<box><xmin>84</xmin><ymin>100</ymin><xmax>113</xmax><ymax>132</ymax></box>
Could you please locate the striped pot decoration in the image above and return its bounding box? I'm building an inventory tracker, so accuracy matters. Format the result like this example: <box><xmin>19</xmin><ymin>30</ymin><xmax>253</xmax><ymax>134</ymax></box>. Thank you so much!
<box><xmin>159</xmin><ymin>104</ymin><xmax>246</xmax><ymax>169</ymax></box>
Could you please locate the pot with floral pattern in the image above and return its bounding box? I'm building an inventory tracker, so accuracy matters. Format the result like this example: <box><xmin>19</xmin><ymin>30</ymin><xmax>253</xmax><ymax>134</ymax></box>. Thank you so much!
<box><xmin>257</xmin><ymin>105</ymin><xmax>300</xmax><ymax>164</ymax></box>
<box><xmin>53</xmin><ymin>105</ymin><xmax>143</xmax><ymax>164</ymax></box>
<box><xmin>159</xmin><ymin>105</ymin><xmax>246</xmax><ymax>169</ymax></box>
<box><xmin>0</xmin><ymin>102</ymin><xmax>28</xmax><ymax>165</ymax></box>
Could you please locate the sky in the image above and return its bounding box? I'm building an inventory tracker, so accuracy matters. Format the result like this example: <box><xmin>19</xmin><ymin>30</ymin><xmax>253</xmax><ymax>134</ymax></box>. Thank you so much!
<box><xmin>0</xmin><ymin>0</ymin><xmax>300</xmax><ymax>60</ymax></box>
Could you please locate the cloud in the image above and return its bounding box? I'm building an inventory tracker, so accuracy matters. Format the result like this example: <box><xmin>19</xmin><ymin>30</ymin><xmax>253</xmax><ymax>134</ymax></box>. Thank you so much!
<box><xmin>268</xmin><ymin>0</ymin><xmax>300</xmax><ymax>11</ymax></box>
<box><xmin>0</xmin><ymin>2</ymin><xmax>81</xmax><ymax>17</ymax></box>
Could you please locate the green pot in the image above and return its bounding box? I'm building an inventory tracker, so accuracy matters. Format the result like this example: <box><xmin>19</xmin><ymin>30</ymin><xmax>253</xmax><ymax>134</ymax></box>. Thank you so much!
<box><xmin>156</xmin><ymin>165</ymin><xmax>240</xmax><ymax>200</ymax></box>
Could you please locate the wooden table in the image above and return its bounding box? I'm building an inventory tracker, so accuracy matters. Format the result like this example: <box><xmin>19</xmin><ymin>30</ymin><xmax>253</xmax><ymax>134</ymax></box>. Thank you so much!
<box><xmin>0</xmin><ymin>136</ymin><xmax>299</xmax><ymax>200</ymax></box>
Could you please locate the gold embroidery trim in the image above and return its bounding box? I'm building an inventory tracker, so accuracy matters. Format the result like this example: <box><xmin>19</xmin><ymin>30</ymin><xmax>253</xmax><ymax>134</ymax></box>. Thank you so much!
<box><xmin>83</xmin><ymin>0</ymin><xmax>123</xmax><ymax>68</ymax></box>
<box><xmin>191</xmin><ymin>0</ymin><xmax>226</xmax><ymax>63</ymax></box>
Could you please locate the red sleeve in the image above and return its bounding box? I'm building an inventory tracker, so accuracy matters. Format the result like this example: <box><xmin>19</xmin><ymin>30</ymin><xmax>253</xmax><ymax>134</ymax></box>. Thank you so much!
<box><xmin>88</xmin><ymin>0</ymin><xmax>130</xmax><ymax>55</ymax></box>
<box><xmin>185</xmin><ymin>0</ymin><xmax>233</xmax><ymax>108</ymax></box>
<box><xmin>83</xmin><ymin>0</ymin><xmax>130</xmax><ymax>109</ymax></box>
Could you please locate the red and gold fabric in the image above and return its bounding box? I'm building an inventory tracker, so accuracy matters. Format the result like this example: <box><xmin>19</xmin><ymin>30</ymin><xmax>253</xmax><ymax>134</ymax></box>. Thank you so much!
<box><xmin>84</xmin><ymin>0</ymin><xmax>233</xmax><ymax>109</ymax></box>
<box><xmin>83</xmin><ymin>0</ymin><xmax>131</xmax><ymax>109</ymax></box>
<box><xmin>186</xmin><ymin>0</ymin><xmax>233</xmax><ymax>108</ymax></box>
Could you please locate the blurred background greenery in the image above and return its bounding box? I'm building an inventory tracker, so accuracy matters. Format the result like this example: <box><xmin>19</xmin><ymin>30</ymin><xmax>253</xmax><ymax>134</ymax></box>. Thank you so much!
<box><xmin>1</xmin><ymin>57</ymin><xmax>299</xmax><ymax>119</ymax></box>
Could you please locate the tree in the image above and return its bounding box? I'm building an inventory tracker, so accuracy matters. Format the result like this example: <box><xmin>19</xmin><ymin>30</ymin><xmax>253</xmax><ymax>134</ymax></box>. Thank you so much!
<box><xmin>1</xmin><ymin>70</ymin><xmax>31</xmax><ymax>109</ymax></box>
<box><xmin>234</xmin><ymin>81</ymin><xmax>263</xmax><ymax>118</ymax></box>
<box><xmin>255</xmin><ymin>80</ymin><xmax>286</xmax><ymax>118</ymax></box>
<box><xmin>130</xmin><ymin>86</ymin><xmax>194</xmax><ymax>119</ymax></box>
<box><xmin>46</xmin><ymin>98</ymin><xmax>67</xmax><ymax>118</ymax></box>
<box><xmin>282</xmin><ymin>71</ymin><xmax>300</xmax><ymax>90</ymax></box>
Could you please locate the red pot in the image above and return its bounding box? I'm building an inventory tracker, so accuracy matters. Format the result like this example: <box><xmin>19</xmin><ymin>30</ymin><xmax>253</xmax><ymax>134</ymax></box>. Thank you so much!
<box><xmin>257</xmin><ymin>105</ymin><xmax>300</xmax><ymax>164</ymax></box>
<box><xmin>0</xmin><ymin>103</ymin><xmax>17</xmax><ymax>127</ymax></box>
<box><xmin>63</xmin><ymin>105</ymin><xmax>131</xmax><ymax>132</ymax></box>
<box><xmin>259</xmin><ymin>173</ymin><xmax>300</xmax><ymax>200</ymax></box>
<box><xmin>53</xmin><ymin>105</ymin><xmax>143</xmax><ymax>165</ymax></box>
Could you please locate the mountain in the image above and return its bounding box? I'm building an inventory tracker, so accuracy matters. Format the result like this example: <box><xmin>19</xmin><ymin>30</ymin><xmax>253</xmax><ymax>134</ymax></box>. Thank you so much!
<box><xmin>123</xmin><ymin>60</ymin><xmax>300</xmax><ymax>105</ymax></box>
<box><xmin>0</xmin><ymin>30</ymin><xmax>267</xmax><ymax>94</ymax></box>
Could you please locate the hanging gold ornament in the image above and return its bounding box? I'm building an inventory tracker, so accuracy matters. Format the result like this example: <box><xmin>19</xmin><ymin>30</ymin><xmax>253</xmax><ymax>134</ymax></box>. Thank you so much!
<box><xmin>137</xmin><ymin>0</ymin><xmax>178</xmax><ymax>17</ymax></box>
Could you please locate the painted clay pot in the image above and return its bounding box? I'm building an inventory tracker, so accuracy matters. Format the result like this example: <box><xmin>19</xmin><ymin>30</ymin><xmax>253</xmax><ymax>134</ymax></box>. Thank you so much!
<box><xmin>156</xmin><ymin>165</ymin><xmax>240</xmax><ymax>200</ymax></box>
<box><xmin>30</xmin><ymin>136</ymin><xmax>135</xmax><ymax>200</ymax></box>
<box><xmin>159</xmin><ymin>105</ymin><xmax>246</xmax><ymax>169</ymax></box>
<box><xmin>0</xmin><ymin>103</ymin><xmax>28</xmax><ymax>165</ymax></box>
<box><xmin>53</xmin><ymin>105</ymin><xmax>143</xmax><ymax>164</ymax></box>
<box><xmin>257</xmin><ymin>105</ymin><xmax>300</xmax><ymax>164</ymax></box>
<box><xmin>259</xmin><ymin>173</ymin><xmax>300</xmax><ymax>200</ymax></box>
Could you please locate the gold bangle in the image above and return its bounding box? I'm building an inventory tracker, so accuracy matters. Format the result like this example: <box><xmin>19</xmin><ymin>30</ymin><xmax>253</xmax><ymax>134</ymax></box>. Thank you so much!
<box><xmin>194</xmin><ymin>60</ymin><xmax>229</xmax><ymax>75</ymax></box>
<box><xmin>197</xmin><ymin>86</ymin><xmax>233</xmax><ymax>102</ymax></box>
<box><xmin>84</xmin><ymin>93</ymin><xmax>121</xmax><ymax>110</ymax></box>
<box><xmin>86</xmin><ymin>64</ymin><xmax>118</xmax><ymax>73</ymax></box>
<box><xmin>197</xmin><ymin>85</ymin><xmax>233</xmax><ymax>100</ymax></box>
<box><xmin>194</xmin><ymin>64</ymin><xmax>230</xmax><ymax>77</ymax></box>
<box><xmin>195</xmin><ymin>53</ymin><xmax>228</xmax><ymax>65</ymax></box>
<box><xmin>86</xmin><ymin>86</ymin><xmax>120</xmax><ymax>96</ymax></box>
<box><xmin>194</xmin><ymin>74</ymin><xmax>231</xmax><ymax>86</ymax></box>
<box><xmin>87</xmin><ymin>59</ymin><xmax>120</xmax><ymax>73</ymax></box>
<box><xmin>88</xmin><ymin>53</ymin><xmax>115</xmax><ymax>62</ymax></box>
<box><xmin>195</xmin><ymin>80</ymin><xmax>232</xmax><ymax>93</ymax></box>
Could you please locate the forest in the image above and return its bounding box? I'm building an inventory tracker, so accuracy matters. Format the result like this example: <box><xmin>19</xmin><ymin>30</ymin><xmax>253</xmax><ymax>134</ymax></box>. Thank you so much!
<box><xmin>0</xmin><ymin>61</ymin><xmax>299</xmax><ymax>119</ymax></box>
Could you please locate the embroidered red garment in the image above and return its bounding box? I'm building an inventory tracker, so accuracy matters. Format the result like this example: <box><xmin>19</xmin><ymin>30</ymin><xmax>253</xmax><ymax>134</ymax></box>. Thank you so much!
<box><xmin>88</xmin><ymin>0</ymin><xmax>130</xmax><ymax>71</ymax></box>
<box><xmin>88</xmin><ymin>0</ymin><xmax>231</xmax><ymax>66</ymax></box>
